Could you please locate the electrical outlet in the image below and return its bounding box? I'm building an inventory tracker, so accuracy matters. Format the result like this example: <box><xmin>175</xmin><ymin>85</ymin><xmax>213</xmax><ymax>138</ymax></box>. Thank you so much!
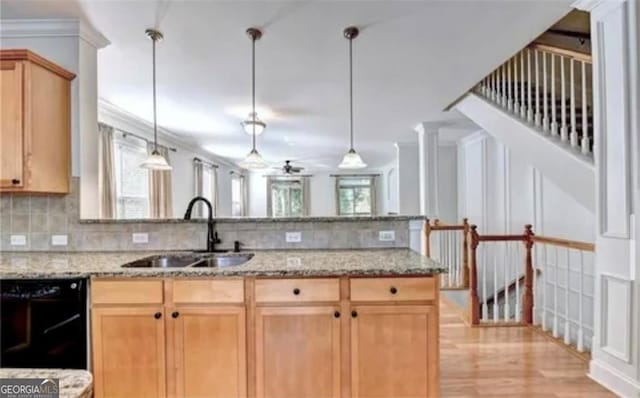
<box><xmin>10</xmin><ymin>235</ymin><xmax>27</xmax><ymax>246</ymax></box>
<box><xmin>286</xmin><ymin>232</ymin><xmax>302</xmax><ymax>243</ymax></box>
<box><xmin>132</xmin><ymin>233</ymin><xmax>149</xmax><ymax>244</ymax></box>
<box><xmin>378</xmin><ymin>230</ymin><xmax>396</xmax><ymax>241</ymax></box>
<box><xmin>51</xmin><ymin>235</ymin><xmax>68</xmax><ymax>246</ymax></box>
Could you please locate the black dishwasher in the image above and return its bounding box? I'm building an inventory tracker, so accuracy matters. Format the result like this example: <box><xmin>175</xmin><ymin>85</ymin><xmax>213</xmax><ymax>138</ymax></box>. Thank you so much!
<box><xmin>0</xmin><ymin>278</ymin><xmax>87</xmax><ymax>369</ymax></box>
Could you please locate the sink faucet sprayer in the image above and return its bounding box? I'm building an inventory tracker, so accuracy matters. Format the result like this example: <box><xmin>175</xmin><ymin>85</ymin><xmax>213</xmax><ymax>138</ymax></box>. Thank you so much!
<box><xmin>184</xmin><ymin>196</ymin><xmax>220</xmax><ymax>252</ymax></box>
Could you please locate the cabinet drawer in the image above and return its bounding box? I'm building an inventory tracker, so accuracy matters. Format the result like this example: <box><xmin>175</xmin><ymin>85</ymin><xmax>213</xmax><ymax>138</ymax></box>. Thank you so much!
<box><xmin>171</xmin><ymin>279</ymin><xmax>244</xmax><ymax>304</ymax></box>
<box><xmin>350</xmin><ymin>277</ymin><xmax>436</xmax><ymax>302</ymax></box>
<box><xmin>255</xmin><ymin>278</ymin><xmax>340</xmax><ymax>303</ymax></box>
<box><xmin>92</xmin><ymin>279</ymin><xmax>164</xmax><ymax>305</ymax></box>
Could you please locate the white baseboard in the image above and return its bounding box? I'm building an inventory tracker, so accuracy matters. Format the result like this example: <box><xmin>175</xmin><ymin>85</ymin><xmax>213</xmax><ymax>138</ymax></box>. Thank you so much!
<box><xmin>589</xmin><ymin>359</ymin><xmax>640</xmax><ymax>397</ymax></box>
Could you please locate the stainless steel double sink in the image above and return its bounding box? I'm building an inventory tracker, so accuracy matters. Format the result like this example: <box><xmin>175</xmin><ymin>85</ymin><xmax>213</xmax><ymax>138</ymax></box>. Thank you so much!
<box><xmin>121</xmin><ymin>253</ymin><xmax>254</xmax><ymax>268</ymax></box>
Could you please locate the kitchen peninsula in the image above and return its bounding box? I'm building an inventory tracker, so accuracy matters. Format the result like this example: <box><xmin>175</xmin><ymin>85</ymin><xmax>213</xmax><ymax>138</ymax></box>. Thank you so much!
<box><xmin>0</xmin><ymin>248</ymin><xmax>445</xmax><ymax>398</ymax></box>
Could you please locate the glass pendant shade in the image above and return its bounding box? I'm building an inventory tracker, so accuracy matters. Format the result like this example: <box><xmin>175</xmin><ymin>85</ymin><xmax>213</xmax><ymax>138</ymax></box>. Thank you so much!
<box><xmin>242</xmin><ymin>112</ymin><xmax>266</xmax><ymax>135</ymax></box>
<box><xmin>239</xmin><ymin>148</ymin><xmax>269</xmax><ymax>170</ymax></box>
<box><xmin>141</xmin><ymin>150</ymin><xmax>172</xmax><ymax>170</ymax></box>
<box><xmin>338</xmin><ymin>148</ymin><xmax>367</xmax><ymax>169</ymax></box>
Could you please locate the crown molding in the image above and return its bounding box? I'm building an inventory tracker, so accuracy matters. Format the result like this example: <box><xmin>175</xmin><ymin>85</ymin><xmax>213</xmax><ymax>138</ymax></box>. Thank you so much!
<box><xmin>98</xmin><ymin>98</ymin><xmax>241</xmax><ymax>171</ymax></box>
<box><xmin>0</xmin><ymin>19</ymin><xmax>110</xmax><ymax>49</ymax></box>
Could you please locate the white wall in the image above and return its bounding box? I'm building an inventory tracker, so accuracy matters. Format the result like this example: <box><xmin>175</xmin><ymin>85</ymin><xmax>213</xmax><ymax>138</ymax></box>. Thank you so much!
<box><xmin>437</xmin><ymin>143</ymin><xmax>458</xmax><ymax>223</ymax></box>
<box><xmin>379</xmin><ymin>161</ymin><xmax>399</xmax><ymax>215</ymax></box>
<box><xmin>395</xmin><ymin>142</ymin><xmax>420</xmax><ymax>215</ymax></box>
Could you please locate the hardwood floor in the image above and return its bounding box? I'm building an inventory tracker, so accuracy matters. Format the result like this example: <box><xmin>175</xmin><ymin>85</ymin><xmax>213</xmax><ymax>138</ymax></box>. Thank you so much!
<box><xmin>440</xmin><ymin>298</ymin><xmax>615</xmax><ymax>398</ymax></box>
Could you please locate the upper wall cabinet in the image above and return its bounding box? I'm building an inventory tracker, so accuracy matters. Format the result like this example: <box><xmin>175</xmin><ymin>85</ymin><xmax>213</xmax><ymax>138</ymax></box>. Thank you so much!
<box><xmin>0</xmin><ymin>49</ymin><xmax>75</xmax><ymax>194</ymax></box>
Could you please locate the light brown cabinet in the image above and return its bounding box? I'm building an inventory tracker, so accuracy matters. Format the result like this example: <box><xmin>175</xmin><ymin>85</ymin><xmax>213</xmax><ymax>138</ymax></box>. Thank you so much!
<box><xmin>255</xmin><ymin>306</ymin><xmax>341</xmax><ymax>398</ymax></box>
<box><xmin>0</xmin><ymin>50</ymin><xmax>75</xmax><ymax>193</ymax></box>
<box><xmin>91</xmin><ymin>306</ymin><xmax>167</xmax><ymax>398</ymax></box>
<box><xmin>90</xmin><ymin>275</ymin><xmax>440</xmax><ymax>398</ymax></box>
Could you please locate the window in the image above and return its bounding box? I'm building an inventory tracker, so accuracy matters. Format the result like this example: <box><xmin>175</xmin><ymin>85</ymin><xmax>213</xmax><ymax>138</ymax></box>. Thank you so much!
<box><xmin>113</xmin><ymin>135</ymin><xmax>149</xmax><ymax>219</ymax></box>
<box><xmin>268</xmin><ymin>178</ymin><xmax>305</xmax><ymax>217</ymax></box>
<box><xmin>194</xmin><ymin>160</ymin><xmax>218</xmax><ymax>217</ymax></box>
<box><xmin>231</xmin><ymin>174</ymin><xmax>246</xmax><ymax>217</ymax></box>
<box><xmin>336</xmin><ymin>176</ymin><xmax>376</xmax><ymax>216</ymax></box>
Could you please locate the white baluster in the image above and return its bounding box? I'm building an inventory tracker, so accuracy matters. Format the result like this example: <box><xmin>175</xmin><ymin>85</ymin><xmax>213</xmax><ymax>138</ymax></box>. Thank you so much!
<box><xmin>535</xmin><ymin>50</ymin><xmax>541</xmax><ymax>127</ymax></box>
<box><xmin>542</xmin><ymin>51</ymin><xmax>549</xmax><ymax>132</ymax></box>
<box><xmin>560</xmin><ymin>56</ymin><xmax>568</xmax><ymax>142</ymax></box>
<box><xmin>550</xmin><ymin>54</ymin><xmax>558</xmax><ymax>136</ymax></box>
<box><xmin>482</xmin><ymin>245</ymin><xmax>488</xmax><ymax>321</ymax></box>
<box><xmin>515</xmin><ymin>244</ymin><xmax>521</xmax><ymax>322</ymax></box>
<box><xmin>564</xmin><ymin>248</ymin><xmax>571</xmax><ymax>345</ymax></box>
<box><xmin>532</xmin><ymin>243</ymin><xmax>537</xmax><ymax>324</ymax></box>
<box><xmin>491</xmin><ymin>70</ymin><xmax>497</xmax><ymax>102</ymax></box>
<box><xmin>507</xmin><ymin>56</ymin><xmax>513</xmax><ymax>111</ymax></box>
<box><xmin>581</xmin><ymin>61</ymin><xmax>590</xmax><ymax>155</ymax></box>
<box><xmin>570</xmin><ymin>59</ymin><xmax>578</xmax><ymax>148</ymax></box>
<box><xmin>513</xmin><ymin>56</ymin><xmax>519</xmax><ymax>113</ymax></box>
<box><xmin>455</xmin><ymin>232</ymin><xmax>461</xmax><ymax>287</ymax></box>
<box><xmin>577</xmin><ymin>251</ymin><xmax>585</xmax><ymax>352</ymax></box>
<box><xmin>520</xmin><ymin>51</ymin><xmax>526</xmax><ymax>118</ymax></box>
<box><xmin>553</xmin><ymin>246</ymin><xmax>559</xmax><ymax>338</ymax></box>
<box><xmin>527</xmin><ymin>49</ymin><xmax>533</xmax><ymax>122</ymax></box>
<box><xmin>504</xmin><ymin>241</ymin><xmax>510</xmax><ymax>321</ymax></box>
<box><xmin>541</xmin><ymin>244</ymin><xmax>548</xmax><ymax>331</ymax></box>
<box><xmin>493</xmin><ymin>244</ymin><xmax>499</xmax><ymax>322</ymax></box>
<box><xmin>501</xmin><ymin>63</ymin><xmax>507</xmax><ymax>107</ymax></box>
<box><xmin>448</xmin><ymin>231</ymin><xmax>453</xmax><ymax>288</ymax></box>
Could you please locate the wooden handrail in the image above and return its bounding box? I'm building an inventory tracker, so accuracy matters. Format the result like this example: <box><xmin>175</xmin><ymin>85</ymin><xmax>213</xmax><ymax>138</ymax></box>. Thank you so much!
<box><xmin>425</xmin><ymin>218</ymin><xmax>470</xmax><ymax>289</ymax></box>
<box><xmin>528</xmin><ymin>43</ymin><xmax>592</xmax><ymax>64</ymax></box>
<box><xmin>532</xmin><ymin>235</ymin><xmax>595</xmax><ymax>252</ymax></box>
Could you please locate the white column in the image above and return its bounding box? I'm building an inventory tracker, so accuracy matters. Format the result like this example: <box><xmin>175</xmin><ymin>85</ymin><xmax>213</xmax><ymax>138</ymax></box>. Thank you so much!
<box><xmin>573</xmin><ymin>0</ymin><xmax>640</xmax><ymax>396</ymax></box>
<box><xmin>415</xmin><ymin>122</ymin><xmax>443</xmax><ymax>218</ymax></box>
<box><xmin>394</xmin><ymin>141</ymin><xmax>421</xmax><ymax>216</ymax></box>
<box><xmin>0</xmin><ymin>19</ymin><xmax>109</xmax><ymax>218</ymax></box>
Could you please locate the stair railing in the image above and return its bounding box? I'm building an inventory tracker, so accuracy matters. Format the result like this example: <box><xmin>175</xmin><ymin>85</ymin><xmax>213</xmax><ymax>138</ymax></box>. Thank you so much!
<box><xmin>477</xmin><ymin>43</ymin><xmax>593</xmax><ymax>157</ymax></box>
<box><xmin>531</xmin><ymin>234</ymin><xmax>595</xmax><ymax>352</ymax></box>
<box><xmin>469</xmin><ymin>225</ymin><xmax>534</xmax><ymax>325</ymax></box>
<box><xmin>425</xmin><ymin>218</ymin><xmax>470</xmax><ymax>289</ymax></box>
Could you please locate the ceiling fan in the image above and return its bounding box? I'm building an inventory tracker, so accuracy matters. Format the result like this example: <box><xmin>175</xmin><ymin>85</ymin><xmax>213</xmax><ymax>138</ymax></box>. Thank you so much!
<box><xmin>273</xmin><ymin>160</ymin><xmax>304</xmax><ymax>175</ymax></box>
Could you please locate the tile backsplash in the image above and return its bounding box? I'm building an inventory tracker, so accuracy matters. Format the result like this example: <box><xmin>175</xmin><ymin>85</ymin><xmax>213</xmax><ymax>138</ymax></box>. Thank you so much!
<box><xmin>0</xmin><ymin>178</ymin><xmax>422</xmax><ymax>252</ymax></box>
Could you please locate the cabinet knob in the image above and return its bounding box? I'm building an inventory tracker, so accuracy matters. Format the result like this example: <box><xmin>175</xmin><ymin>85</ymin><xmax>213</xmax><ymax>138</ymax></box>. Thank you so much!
<box><xmin>390</xmin><ymin>286</ymin><xmax>398</xmax><ymax>295</ymax></box>
<box><xmin>293</xmin><ymin>288</ymin><xmax>300</xmax><ymax>295</ymax></box>
<box><xmin>334</xmin><ymin>311</ymin><xmax>341</xmax><ymax>318</ymax></box>
<box><xmin>172</xmin><ymin>311</ymin><xmax>180</xmax><ymax>319</ymax></box>
<box><xmin>351</xmin><ymin>310</ymin><xmax>358</xmax><ymax>318</ymax></box>
<box><xmin>11</xmin><ymin>178</ymin><xmax>20</xmax><ymax>185</ymax></box>
<box><xmin>154</xmin><ymin>312</ymin><xmax>162</xmax><ymax>319</ymax></box>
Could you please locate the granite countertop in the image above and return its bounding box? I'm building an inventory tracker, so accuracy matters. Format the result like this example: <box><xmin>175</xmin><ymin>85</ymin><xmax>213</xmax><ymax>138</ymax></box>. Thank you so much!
<box><xmin>0</xmin><ymin>249</ymin><xmax>446</xmax><ymax>279</ymax></box>
<box><xmin>79</xmin><ymin>215</ymin><xmax>427</xmax><ymax>224</ymax></box>
<box><xmin>0</xmin><ymin>368</ymin><xmax>92</xmax><ymax>398</ymax></box>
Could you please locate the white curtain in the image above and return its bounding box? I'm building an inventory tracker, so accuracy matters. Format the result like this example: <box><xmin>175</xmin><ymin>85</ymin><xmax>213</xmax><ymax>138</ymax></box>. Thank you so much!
<box><xmin>193</xmin><ymin>160</ymin><xmax>204</xmax><ymax>217</ymax></box>
<box><xmin>148</xmin><ymin>144</ymin><xmax>173</xmax><ymax>218</ymax></box>
<box><xmin>98</xmin><ymin>123</ymin><xmax>116</xmax><ymax>219</ymax></box>
<box><xmin>193</xmin><ymin>160</ymin><xmax>218</xmax><ymax>218</ymax></box>
<box><xmin>239</xmin><ymin>174</ymin><xmax>247</xmax><ymax>217</ymax></box>
<box><xmin>211</xmin><ymin>167</ymin><xmax>219</xmax><ymax>217</ymax></box>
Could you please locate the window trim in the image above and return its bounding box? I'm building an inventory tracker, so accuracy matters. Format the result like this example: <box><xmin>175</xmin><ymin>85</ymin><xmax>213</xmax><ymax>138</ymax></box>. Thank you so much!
<box><xmin>335</xmin><ymin>176</ymin><xmax>377</xmax><ymax>216</ymax></box>
<box><xmin>266</xmin><ymin>176</ymin><xmax>308</xmax><ymax>218</ymax></box>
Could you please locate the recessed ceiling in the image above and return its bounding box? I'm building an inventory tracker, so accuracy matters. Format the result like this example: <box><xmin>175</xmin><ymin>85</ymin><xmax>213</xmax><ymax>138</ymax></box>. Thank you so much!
<box><xmin>1</xmin><ymin>0</ymin><xmax>573</xmax><ymax>169</ymax></box>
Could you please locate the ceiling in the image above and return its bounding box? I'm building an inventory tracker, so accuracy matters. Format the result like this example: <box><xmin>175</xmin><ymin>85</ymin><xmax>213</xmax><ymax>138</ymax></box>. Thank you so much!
<box><xmin>0</xmin><ymin>0</ymin><xmax>573</xmax><ymax>169</ymax></box>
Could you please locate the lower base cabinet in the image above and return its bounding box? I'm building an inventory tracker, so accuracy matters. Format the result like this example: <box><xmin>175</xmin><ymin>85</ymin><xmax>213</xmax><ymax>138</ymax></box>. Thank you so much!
<box><xmin>91</xmin><ymin>307</ymin><xmax>167</xmax><ymax>398</ymax></box>
<box><xmin>168</xmin><ymin>306</ymin><xmax>246</xmax><ymax>398</ymax></box>
<box><xmin>91</xmin><ymin>276</ymin><xmax>439</xmax><ymax>398</ymax></box>
<box><xmin>350</xmin><ymin>305</ymin><xmax>438</xmax><ymax>398</ymax></box>
<box><xmin>255</xmin><ymin>306</ymin><xmax>341</xmax><ymax>398</ymax></box>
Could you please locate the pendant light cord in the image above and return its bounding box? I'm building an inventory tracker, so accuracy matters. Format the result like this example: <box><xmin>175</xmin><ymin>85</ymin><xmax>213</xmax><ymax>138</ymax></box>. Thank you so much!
<box><xmin>251</xmin><ymin>35</ymin><xmax>257</xmax><ymax>151</ymax></box>
<box><xmin>152</xmin><ymin>36</ymin><xmax>158</xmax><ymax>153</ymax></box>
<box><xmin>349</xmin><ymin>36</ymin><xmax>354</xmax><ymax>150</ymax></box>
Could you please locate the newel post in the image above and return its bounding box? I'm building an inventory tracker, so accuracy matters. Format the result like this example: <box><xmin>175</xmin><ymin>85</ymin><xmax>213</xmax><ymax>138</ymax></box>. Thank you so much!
<box><xmin>469</xmin><ymin>225</ymin><xmax>480</xmax><ymax>325</ymax></box>
<box><xmin>462</xmin><ymin>218</ymin><xmax>470</xmax><ymax>288</ymax></box>
<box><xmin>523</xmin><ymin>224</ymin><xmax>535</xmax><ymax>325</ymax></box>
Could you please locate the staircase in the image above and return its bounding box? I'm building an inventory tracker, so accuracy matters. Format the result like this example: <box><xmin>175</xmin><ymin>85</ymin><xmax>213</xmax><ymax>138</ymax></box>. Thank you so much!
<box><xmin>454</xmin><ymin>44</ymin><xmax>595</xmax><ymax>211</ymax></box>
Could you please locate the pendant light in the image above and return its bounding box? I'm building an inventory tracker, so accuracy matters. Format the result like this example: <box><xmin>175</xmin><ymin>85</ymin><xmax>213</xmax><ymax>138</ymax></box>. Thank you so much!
<box><xmin>338</xmin><ymin>26</ymin><xmax>367</xmax><ymax>169</ymax></box>
<box><xmin>140</xmin><ymin>28</ymin><xmax>172</xmax><ymax>170</ymax></box>
<box><xmin>240</xmin><ymin>28</ymin><xmax>269</xmax><ymax>169</ymax></box>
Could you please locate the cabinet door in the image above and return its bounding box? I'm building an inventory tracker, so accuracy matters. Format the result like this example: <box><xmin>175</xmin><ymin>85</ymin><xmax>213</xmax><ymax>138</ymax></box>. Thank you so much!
<box><xmin>92</xmin><ymin>307</ymin><xmax>166</xmax><ymax>398</ymax></box>
<box><xmin>168</xmin><ymin>306</ymin><xmax>246</xmax><ymax>398</ymax></box>
<box><xmin>351</xmin><ymin>305</ymin><xmax>438</xmax><ymax>398</ymax></box>
<box><xmin>0</xmin><ymin>61</ymin><xmax>24</xmax><ymax>188</ymax></box>
<box><xmin>255</xmin><ymin>306</ymin><xmax>341</xmax><ymax>398</ymax></box>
